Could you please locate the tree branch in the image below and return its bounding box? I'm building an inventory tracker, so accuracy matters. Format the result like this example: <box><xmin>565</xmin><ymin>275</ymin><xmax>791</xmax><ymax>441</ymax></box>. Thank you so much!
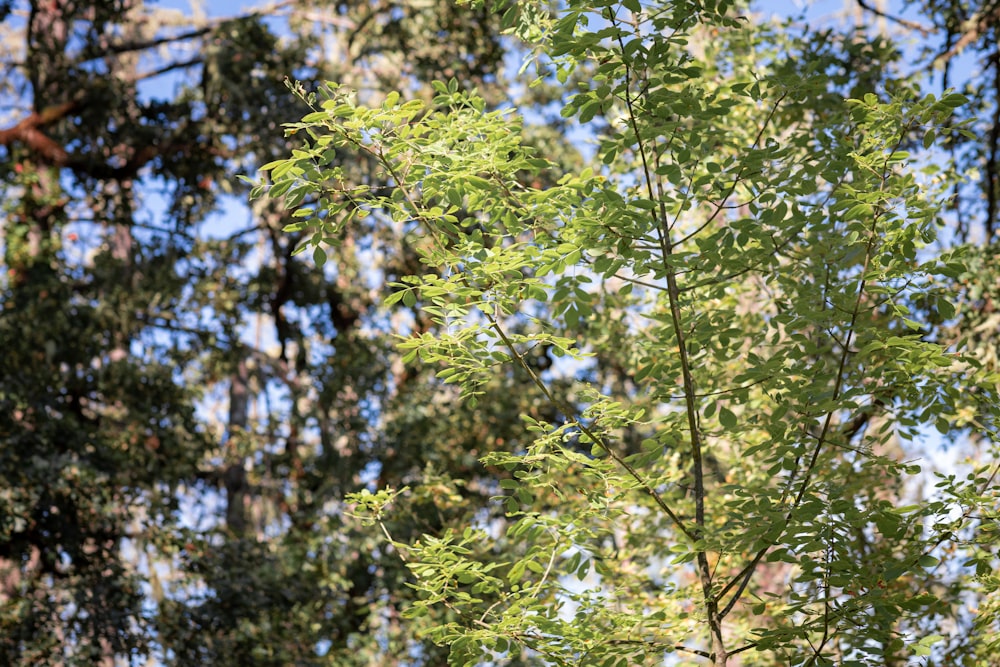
<box><xmin>855</xmin><ymin>0</ymin><xmax>933</xmax><ymax>36</ymax></box>
<box><xmin>70</xmin><ymin>0</ymin><xmax>297</xmax><ymax>66</ymax></box>
<box><xmin>931</xmin><ymin>2</ymin><xmax>1000</xmax><ymax>67</ymax></box>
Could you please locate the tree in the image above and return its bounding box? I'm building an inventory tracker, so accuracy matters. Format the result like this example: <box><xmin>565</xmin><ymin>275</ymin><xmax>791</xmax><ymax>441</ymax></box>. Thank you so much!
<box><xmin>260</xmin><ymin>0</ymin><xmax>1000</xmax><ymax>664</ymax></box>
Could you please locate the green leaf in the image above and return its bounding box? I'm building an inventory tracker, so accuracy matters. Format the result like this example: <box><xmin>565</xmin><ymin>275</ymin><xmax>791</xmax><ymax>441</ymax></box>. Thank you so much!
<box><xmin>313</xmin><ymin>245</ymin><xmax>327</xmax><ymax>268</ymax></box>
<box><xmin>918</xmin><ymin>555</ymin><xmax>939</xmax><ymax>568</ymax></box>
<box><xmin>940</xmin><ymin>93</ymin><xmax>967</xmax><ymax>109</ymax></box>
<box><xmin>923</xmin><ymin>129</ymin><xmax>936</xmax><ymax>149</ymax></box>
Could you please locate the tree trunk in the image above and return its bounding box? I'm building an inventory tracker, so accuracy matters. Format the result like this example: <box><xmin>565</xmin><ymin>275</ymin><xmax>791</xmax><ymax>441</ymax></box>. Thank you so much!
<box><xmin>225</xmin><ymin>356</ymin><xmax>251</xmax><ymax>537</ymax></box>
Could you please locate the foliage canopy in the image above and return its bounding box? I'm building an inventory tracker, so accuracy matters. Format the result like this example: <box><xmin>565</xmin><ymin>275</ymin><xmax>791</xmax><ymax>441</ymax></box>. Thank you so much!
<box><xmin>257</xmin><ymin>0</ymin><xmax>1000</xmax><ymax>665</ymax></box>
